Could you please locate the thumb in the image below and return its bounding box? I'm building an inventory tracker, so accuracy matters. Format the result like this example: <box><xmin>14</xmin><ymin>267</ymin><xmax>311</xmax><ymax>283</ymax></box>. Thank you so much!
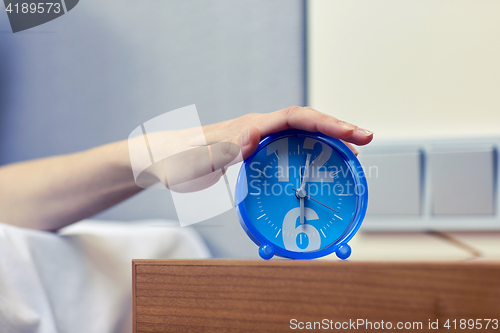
<box><xmin>210</xmin><ymin>126</ymin><xmax>261</xmax><ymax>170</ymax></box>
<box><xmin>149</xmin><ymin>127</ymin><xmax>261</xmax><ymax>189</ymax></box>
<box><xmin>162</xmin><ymin>142</ymin><xmax>239</xmax><ymax>187</ymax></box>
<box><xmin>234</xmin><ymin>126</ymin><xmax>261</xmax><ymax>161</ymax></box>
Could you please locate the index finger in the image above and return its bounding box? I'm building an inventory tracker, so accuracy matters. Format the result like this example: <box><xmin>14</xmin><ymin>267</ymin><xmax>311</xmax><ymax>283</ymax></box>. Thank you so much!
<box><xmin>257</xmin><ymin>106</ymin><xmax>373</xmax><ymax>146</ymax></box>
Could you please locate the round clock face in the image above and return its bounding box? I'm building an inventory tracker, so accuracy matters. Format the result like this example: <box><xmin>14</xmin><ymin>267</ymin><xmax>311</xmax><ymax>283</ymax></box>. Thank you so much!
<box><xmin>236</xmin><ymin>130</ymin><xmax>368</xmax><ymax>259</ymax></box>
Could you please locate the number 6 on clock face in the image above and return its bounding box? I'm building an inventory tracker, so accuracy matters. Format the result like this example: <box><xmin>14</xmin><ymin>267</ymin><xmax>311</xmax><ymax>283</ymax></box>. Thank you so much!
<box><xmin>282</xmin><ymin>207</ymin><xmax>321</xmax><ymax>252</ymax></box>
<box><xmin>235</xmin><ymin>129</ymin><xmax>368</xmax><ymax>260</ymax></box>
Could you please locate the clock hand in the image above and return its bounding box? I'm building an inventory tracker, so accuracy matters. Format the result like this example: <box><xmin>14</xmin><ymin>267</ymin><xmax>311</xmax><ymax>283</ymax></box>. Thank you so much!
<box><xmin>300</xmin><ymin>196</ymin><xmax>305</xmax><ymax>225</ymax></box>
<box><xmin>292</xmin><ymin>188</ymin><xmax>340</xmax><ymax>214</ymax></box>
<box><xmin>300</xmin><ymin>154</ymin><xmax>311</xmax><ymax>192</ymax></box>
<box><xmin>299</xmin><ymin>154</ymin><xmax>311</xmax><ymax>225</ymax></box>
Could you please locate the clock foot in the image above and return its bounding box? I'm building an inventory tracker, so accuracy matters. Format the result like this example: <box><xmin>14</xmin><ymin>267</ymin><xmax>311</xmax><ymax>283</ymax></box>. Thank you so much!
<box><xmin>259</xmin><ymin>244</ymin><xmax>275</xmax><ymax>260</ymax></box>
<box><xmin>336</xmin><ymin>244</ymin><xmax>351</xmax><ymax>260</ymax></box>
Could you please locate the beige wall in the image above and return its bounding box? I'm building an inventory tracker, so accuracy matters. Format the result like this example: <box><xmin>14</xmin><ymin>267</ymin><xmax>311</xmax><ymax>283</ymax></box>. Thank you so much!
<box><xmin>308</xmin><ymin>0</ymin><xmax>500</xmax><ymax>140</ymax></box>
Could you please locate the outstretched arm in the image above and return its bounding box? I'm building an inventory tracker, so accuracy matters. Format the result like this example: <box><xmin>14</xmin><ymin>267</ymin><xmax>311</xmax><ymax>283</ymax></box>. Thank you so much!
<box><xmin>0</xmin><ymin>107</ymin><xmax>373</xmax><ymax>231</ymax></box>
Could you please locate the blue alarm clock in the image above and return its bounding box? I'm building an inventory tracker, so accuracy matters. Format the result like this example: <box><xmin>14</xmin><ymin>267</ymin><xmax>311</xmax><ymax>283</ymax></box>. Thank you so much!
<box><xmin>235</xmin><ymin>129</ymin><xmax>368</xmax><ymax>260</ymax></box>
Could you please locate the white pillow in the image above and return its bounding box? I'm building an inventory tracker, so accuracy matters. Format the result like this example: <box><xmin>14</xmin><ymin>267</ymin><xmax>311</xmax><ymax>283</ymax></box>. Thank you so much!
<box><xmin>0</xmin><ymin>220</ymin><xmax>210</xmax><ymax>333</ymax></box>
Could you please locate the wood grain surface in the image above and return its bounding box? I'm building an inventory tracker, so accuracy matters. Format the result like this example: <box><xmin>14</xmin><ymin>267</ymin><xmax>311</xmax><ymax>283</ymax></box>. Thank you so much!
<box><xmin>133</xmin><ymin>260</ymin><xmax>500</xmax><ymax>332</ymax></box>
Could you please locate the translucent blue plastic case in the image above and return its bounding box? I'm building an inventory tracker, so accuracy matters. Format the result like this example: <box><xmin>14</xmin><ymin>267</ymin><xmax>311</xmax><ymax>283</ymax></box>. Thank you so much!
<box><xmin>235</xmin><ymin>129</ymin><xmax>368</xmax><ymax>260</ymax></box>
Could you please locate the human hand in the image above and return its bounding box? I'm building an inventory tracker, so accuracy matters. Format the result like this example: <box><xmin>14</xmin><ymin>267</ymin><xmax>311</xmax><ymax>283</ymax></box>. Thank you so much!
<box><xmin>131</xmin><ymin>106</ymin><xmax>373</xmax><ymax>192</ymax></box>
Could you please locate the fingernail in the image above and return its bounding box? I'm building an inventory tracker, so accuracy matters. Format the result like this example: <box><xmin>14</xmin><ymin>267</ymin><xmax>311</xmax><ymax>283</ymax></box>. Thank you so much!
<box><xmin>357</xmin><ymin>127</ymin><xmax>373</xmax><ymax>136</ymax></box>
<box><xmin>241</xmin><ymin>129</ymin><xmax>250</xmax><ymax>146</ymax></box>
<box><xmin>339</xmin><ymin>121</ymin><xmax>355</xmax><ymax>131</ymax></box>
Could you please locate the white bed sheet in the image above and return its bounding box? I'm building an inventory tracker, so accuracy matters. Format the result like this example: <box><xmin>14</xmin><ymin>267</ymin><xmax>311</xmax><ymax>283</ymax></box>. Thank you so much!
<box><xmin>0</xmin><ymin>219</ymin><xmax>210</xmax><ymax>333</ymax></box>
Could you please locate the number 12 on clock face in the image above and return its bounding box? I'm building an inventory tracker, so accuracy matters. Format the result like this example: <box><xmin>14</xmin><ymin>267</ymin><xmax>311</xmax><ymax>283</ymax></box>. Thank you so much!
<box><xmin>235</xmin><ymin>130</ymin><xmax>368</xmax><ymax>260</ymax></box>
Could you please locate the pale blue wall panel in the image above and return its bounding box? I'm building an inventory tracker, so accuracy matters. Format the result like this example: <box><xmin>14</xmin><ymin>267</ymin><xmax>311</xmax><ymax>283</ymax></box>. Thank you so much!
<box><xmin>0</xmin><ymin>0</ymin><xmax>306</xmax><ymax>257</ymax></box>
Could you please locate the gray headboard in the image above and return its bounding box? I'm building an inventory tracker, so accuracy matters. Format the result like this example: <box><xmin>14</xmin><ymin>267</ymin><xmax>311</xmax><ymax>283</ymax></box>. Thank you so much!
<box><xmin>0</xmin><ymin>0</ymin><xmax>306</xmax><ymax>258</ymax></box>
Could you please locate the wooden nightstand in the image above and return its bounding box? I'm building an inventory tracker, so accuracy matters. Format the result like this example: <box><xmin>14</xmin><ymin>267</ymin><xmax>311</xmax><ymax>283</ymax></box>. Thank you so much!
<box><xmin>133</xmin><ymin>259</ymin><xmax>500</xmax><ymax>332</ymax></box>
